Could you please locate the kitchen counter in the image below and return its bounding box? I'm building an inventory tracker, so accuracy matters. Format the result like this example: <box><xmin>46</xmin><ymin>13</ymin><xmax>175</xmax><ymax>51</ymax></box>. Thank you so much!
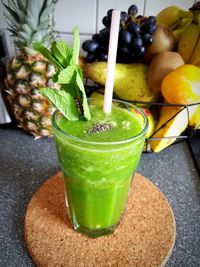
<box><xmin>0</xmin><ymin>126</ymin><xmax>200</xmax><ymax>267</ymax></box>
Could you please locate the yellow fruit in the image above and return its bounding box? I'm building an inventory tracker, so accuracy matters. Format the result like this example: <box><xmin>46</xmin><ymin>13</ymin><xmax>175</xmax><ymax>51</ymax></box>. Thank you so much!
<box><xmin>156</xmin><ymin>6</ymin><xmax>192</xmax><ymax>30</ymax></box>
<box><xmin>161</xmin><ymin>64</ymin><xmax>200</xmax><ymax>105</ymax></box>
<box><xmin>150</xmin><ymin>104</ymin><xmax>196</xmax><ymax>152</ymax></box>
<box><xmin>90</xmin><ymin>91</ymin><xmax>104</xmax><ymax>106</ymax></box>
<box><xmin>156</xmin><ymin>6</ymin><xmax>182</xmax><ymax>29</ymax></box>
<box><xmin>189</xmin><ymin>35</ymin><xmax>200</xmax><ymax>67</ymax></box>
<box><xmin>172</xmin><ymin>17</ymin><xmax>193</xmax><ymax>46</ymax></box>
<box><xmin>177</xmin><ymin>23</ymin><xmax>200</xmax><ymax>63</ymax></box>
<box><xmin>82</xmin><ymin>61</ymin><xmax>159</xmax><ymax>102</ymax></box>
<box><xmin>189</xmin><ymin>103</ymin><xmax>200</xmax><ymax>129</ymax></box>
<box><xmin>133</xmin><ymin>107</ymin><xmax>155</xmax><ymax>138</ymax></box>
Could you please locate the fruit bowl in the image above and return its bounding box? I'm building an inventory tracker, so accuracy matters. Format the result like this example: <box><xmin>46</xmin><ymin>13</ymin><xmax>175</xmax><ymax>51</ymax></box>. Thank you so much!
<box><xmin>81</xmin><ymin>2</ymin><xmax>200</xmax><ymax>153</ymax></box>
<box><xmin>85</xmin><ymin>82</ymin><xmax>200</xmax><ymax>153</ymax></box>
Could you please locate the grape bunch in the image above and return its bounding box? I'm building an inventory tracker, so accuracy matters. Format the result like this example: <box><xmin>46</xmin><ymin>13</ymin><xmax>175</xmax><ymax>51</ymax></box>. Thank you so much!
<box><xmin>82</xmin><ymin>4</ymin><xmax>157</xmax><ymax>63</ymax></box>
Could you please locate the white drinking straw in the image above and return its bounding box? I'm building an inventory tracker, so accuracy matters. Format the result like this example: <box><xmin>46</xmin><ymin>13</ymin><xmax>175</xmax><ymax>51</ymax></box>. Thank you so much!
<box><xmin>103</xmin><ymin>10</ymin><xmax>121</xmax><ymax>113</ymax></box>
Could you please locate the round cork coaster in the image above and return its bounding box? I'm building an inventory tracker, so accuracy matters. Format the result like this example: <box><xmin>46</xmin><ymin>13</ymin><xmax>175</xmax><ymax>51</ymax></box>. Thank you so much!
<box><xmin>24</xmin><ymin>172</ymin><xmax>176</xmax><ymax>267</ymax></box>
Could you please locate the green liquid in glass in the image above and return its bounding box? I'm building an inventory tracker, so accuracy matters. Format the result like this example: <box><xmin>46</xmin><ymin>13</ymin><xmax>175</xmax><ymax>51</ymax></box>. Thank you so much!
<box><xmin>53</xmin><ymin>103</ymin><xmax>147</xmax><ymax>237</ymax></box>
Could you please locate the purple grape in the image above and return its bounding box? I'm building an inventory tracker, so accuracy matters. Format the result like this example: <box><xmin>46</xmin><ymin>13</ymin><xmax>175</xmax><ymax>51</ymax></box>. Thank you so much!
<box><xmin>86</xmin><ymin>53</ymin><xmax>96</xmax><ymax>63</ymax></box>
<box><xmin>102</xmin><ymin>16</ymin><xmax>111</xmax><ymax>27</ymax></box>
<box><xmin>142</xmin><ymin>33</ymin><xmax>153</xmax><ymax>46</ymax></box>
<box><xmin>127</xmin><ymin>22</ymin><xmax>140</xmax><ymax>35</ymax></box>
<box><xmin>107</xmin><ymin>9</ymin><xmax>114</xmax><ymax>16</ymax></box>
<box><xmin>98</xmin><ymin>51</ymin><xmax>108</xmax><ymax>61</ymax></box>
<box><xmin>141</xmin><ymin>22</ymin><xmax>157</xmax><ymax>34</ymax></box>
<box><xmin>119</xmin><ymin>29</ymin><xmax>132</xmax><ymax>46</ymax></box>
<box><xmin>82</xmin><ymin>40</ymin><xmax>91</xmax><ymax>52</ymax></box>
<box><xmin>120</xmin><ymin>11</ymin><xmax>129</xmax><ymax>23</ymax></box>
<box><xmin>82</xmin><ymin>40</ymin><xmax>100</xmax><ymax>53</ymax></box>
<box><xmin>147</xmin><ymin>16</ymin><xmax>156</xmax><ymax>24</ymax></box>
<box><xmin>92</xmin><ymin>34</ymin><xmax>100</xmax><ymax>41</ymax></box>
<box><xmin>99</xmin><ymin>28</ymin><xmax>110</xmax><ymax>43</ymax></box>
<box><xmin>131</xmin><ymin>36</ymin><xmax>143</xmax><ymax>49</ymax></box>
<box><xmin>135</xmin><ymin>46</ymin><xmax>145</xmax><ymax>57</ymax></box>
<box><xmin>128</xmin><ymin>5</ymin><xmax>138</xmax><ymax>16</ymax></box>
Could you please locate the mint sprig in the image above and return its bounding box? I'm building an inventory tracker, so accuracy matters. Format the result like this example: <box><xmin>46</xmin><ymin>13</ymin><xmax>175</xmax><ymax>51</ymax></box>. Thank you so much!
<box><xmin>33</xmin><ymin>27</ymin><xmax>91</xmax><ymax>121</ymax></box>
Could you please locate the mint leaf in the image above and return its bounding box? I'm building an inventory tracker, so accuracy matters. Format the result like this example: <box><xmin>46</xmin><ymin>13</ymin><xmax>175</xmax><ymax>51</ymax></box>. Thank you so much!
<box><xmin>76</xmin><ymin>74</ymin><xmax>91</xmax><ymax>120</ymax></box>
<box><xmin>58</xmin><ymin>65</ymin><xmax>90</xmax><ymax>120</ymax></box>
<box><xmin>51</xmin><ymin>40</ymin><xmax>72</xmax><ymax>68</ymax></box>
<box><xmin>39</xmin><ymin>88</ymin><xmax>80</xmax><ymax>121</ymax></box>
<box><xmin>33</xmin><ymin>42</ymin><xmax>63</xmax><ymax>69</ymax></box>
<box><xmin>34</xmin><ymin>28</ymin><xmax>91</xmax><ymax>122</ymax></box>
<box><xmin>71</xmin><ymin>27</ymin><xmax>80</xmax><ymax>64</ymax></box>
<box><xmin>58</xmin><ymin>65</ymin><xmax>76</xmax><ymax>84</ymax></box>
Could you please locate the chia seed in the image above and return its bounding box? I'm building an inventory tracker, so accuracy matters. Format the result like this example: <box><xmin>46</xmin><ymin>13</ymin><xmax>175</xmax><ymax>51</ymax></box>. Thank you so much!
<box><xmin>88</xmin><ymin>122</ymin><xmax>114</xmax><ymax>134</ymax></box>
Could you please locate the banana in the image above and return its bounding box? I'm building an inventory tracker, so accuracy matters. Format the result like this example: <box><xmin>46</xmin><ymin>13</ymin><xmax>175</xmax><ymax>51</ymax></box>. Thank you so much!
<box><xmin>189</xmin><ymin>103</ymin><xmax>200</xmax><ymax>129</ymax></box>
<box><xmin>156</xmin><ymin>6</ymin><xmax>182</xmax><ymax>29</ymax></box>
<box><xmin>177</xmin><ymin>23</ymin><xmax>200</xmax><ymax>63</ymax></box>
<box><xmin>172</xmin><ymin>17</ymin><xmax>193</xmax><ymax>46</ymax></box>
<box><xmin>150</xmin><ymin>104</ymin><xmax>196</xmax><ymax>153</ymax></box>
<box><xmin>189</xmin><ymin>1</ymin><xmax>200</xmax><ymax>25</ymax></box>
<box><xmin>156</xmin><ymin>6</ymin><xmax>192</xmax><ymax>30</ymax></box>
<box><xmin>81</xmin><ymin>61</ymin><xmax>159</xmax><ymax>102</ymax></box>
<box><xmin>189</xmin><ymin>34</ymin><xmax>200</xmax><ymax>67</ymax></box>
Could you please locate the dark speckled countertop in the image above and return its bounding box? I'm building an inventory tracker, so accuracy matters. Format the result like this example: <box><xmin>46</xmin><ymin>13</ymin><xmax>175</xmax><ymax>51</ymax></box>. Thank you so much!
<box><xmin>0</xmin><ymin>127</ymin><xmax>200</xmax><ymax>267</ymax></box>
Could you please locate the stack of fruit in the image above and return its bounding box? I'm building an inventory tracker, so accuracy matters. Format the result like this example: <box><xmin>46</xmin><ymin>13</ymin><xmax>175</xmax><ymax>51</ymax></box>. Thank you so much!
<box><xmin>81</xmin><ymin>2</ymin><xmax>200</xmax><ymax>153</ymax></box>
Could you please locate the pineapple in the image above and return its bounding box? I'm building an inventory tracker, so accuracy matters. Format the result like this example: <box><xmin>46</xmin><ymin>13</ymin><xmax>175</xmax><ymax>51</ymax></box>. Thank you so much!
<box><xmin>3</xmin><ymin>0</ymin><xmax>59</xmax><ymax>137</ymax></box>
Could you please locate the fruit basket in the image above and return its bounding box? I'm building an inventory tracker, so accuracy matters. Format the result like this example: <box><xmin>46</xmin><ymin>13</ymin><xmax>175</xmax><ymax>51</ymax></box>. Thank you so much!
<box><xmin>81</xmin><ymin>2</ymin><xmax>200</xmax><ymax>153</ymax></box>
<box><xmin>85</xmin><ymin>82</ymin><xmax>200</xmax><ymax>153</ymax></box>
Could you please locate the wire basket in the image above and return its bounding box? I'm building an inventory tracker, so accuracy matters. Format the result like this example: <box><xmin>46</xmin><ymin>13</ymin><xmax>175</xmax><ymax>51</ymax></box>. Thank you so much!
<box><xmin>140</xmin><ymin>101</ymin><xmax>200</xmax><ymax>153</ymax></box>
<box><xmin>85</xmin><ymin>81</ymin><xmax>200</xmax><ymax>153</ymax></box>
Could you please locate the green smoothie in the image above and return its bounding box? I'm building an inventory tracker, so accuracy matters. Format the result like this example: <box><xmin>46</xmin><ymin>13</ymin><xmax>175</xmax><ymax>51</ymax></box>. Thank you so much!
<box><xmin>52</xmin><ymin>100</ymin><xmax>147</xmax><ymax>237</ymax></box>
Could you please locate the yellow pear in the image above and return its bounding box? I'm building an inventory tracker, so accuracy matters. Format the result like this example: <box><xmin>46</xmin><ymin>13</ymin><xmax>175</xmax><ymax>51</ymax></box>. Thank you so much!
<box><xmin>82</xmin><ymin>61</ymin><xmax>159</xmax><ymax>102</ymax></box>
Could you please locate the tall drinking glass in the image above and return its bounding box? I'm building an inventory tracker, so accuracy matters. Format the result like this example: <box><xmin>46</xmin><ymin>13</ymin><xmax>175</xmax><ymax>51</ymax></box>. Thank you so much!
<box><xmin>52</xmin><ymin>99</ymin><xmax>148</xmax><ymax>238</ymax></box>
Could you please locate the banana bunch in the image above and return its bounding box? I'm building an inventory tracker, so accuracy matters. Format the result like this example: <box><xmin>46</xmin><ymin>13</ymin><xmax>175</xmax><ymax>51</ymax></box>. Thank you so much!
<box><xmin>156</xmin><ymin>6</ymin><xmax>193</xmax><ymax>45</ymax></box>
<box><xmin>157</xmin><ymin>6</ymin><xmax>193</xmax><ymax>31</ymax></box>
<box><xmin>157</xmin><ymin>2</ymin><xmax>200</xmax><ymax>67</ymax></box>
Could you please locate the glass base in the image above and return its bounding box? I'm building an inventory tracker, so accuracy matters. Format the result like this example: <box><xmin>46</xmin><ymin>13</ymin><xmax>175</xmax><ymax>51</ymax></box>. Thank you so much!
<box><xmin>73</xmin><ymin>224</ymin><xmax>116</xmax><ymax>238</ymax></box>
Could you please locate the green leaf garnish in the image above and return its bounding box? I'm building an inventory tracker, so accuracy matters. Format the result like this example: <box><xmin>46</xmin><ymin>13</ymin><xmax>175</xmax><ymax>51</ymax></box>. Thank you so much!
<box><xmin>33</xmin><ymin>27</ymin><xmax>91</xmax><ymax>121</ymax></box>
<box><xmin>58</xmin><ymin>65</ymin><xmax>77</xmax><ymax>84</ymax></box>
<box><xmin>76</xmin><ymin>73</ymin><xmax>91</xmax><ymax>120</ymax></box>
<box><xmin>71</xmin><ymin>27</ymin><xmax>80</xmax><ymax>65</ymax></box>
<box><xmin>33</xmin><ymin>42</ymin><xmax>63</xmax><ymax>69</ymax></box>
<box><xmin>51</xmin><ymin>40</ymin><xmax>72</xmax><ymax>68</ymax></box>
<box><xmin>40</xmin><ymin>88</ymin><xmax>79</xmax><ymax>121</ymax></box>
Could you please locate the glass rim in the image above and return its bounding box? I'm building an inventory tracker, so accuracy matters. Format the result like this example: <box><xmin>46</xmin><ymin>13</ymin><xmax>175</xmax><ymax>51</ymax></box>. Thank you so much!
<box><xmin>52</xmin><ymin>98</ymin><xmax>148</xmax><ymax>145</ymax></box>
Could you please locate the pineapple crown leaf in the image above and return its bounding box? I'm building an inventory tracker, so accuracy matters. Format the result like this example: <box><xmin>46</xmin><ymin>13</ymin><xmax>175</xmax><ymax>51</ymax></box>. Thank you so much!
<box><xmin>2</xmin><ymin>0</ymin><xmax>57</xmax><ymax>52</ymax></box>
<box><xmin>40</xmin><ymin>4</ymin><xmax>55</xmax><ymax>22</ymax></box>
<box><xmin>3</xmin><ymin>2</ymin><xmax>20</xmax><ymax>24</ymax></box>
<box><xmin>27</xmin><ymin>0</ymin><xmax>44</xmax><ymax>19</ymax></box>
<box><xmin>15</xmin><ymin>0</ymin><xmax>27</xmax><ymax>13</ymax></box>
<box><xmin>25</xmin><ymin>9</ymin><xmax>39</xmax><ymax>31</ymax></box>
<box><xmin>21</xmin><ymin>24</ymin><xmax>33</xmax><ymax>36</ymax></box>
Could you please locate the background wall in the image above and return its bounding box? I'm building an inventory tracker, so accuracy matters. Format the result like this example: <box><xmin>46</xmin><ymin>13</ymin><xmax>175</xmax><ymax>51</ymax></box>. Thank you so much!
<box><xmin>0</xmin><ymin>0</ymin><xmax>195</xmax><ymax>57</ymax></box>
